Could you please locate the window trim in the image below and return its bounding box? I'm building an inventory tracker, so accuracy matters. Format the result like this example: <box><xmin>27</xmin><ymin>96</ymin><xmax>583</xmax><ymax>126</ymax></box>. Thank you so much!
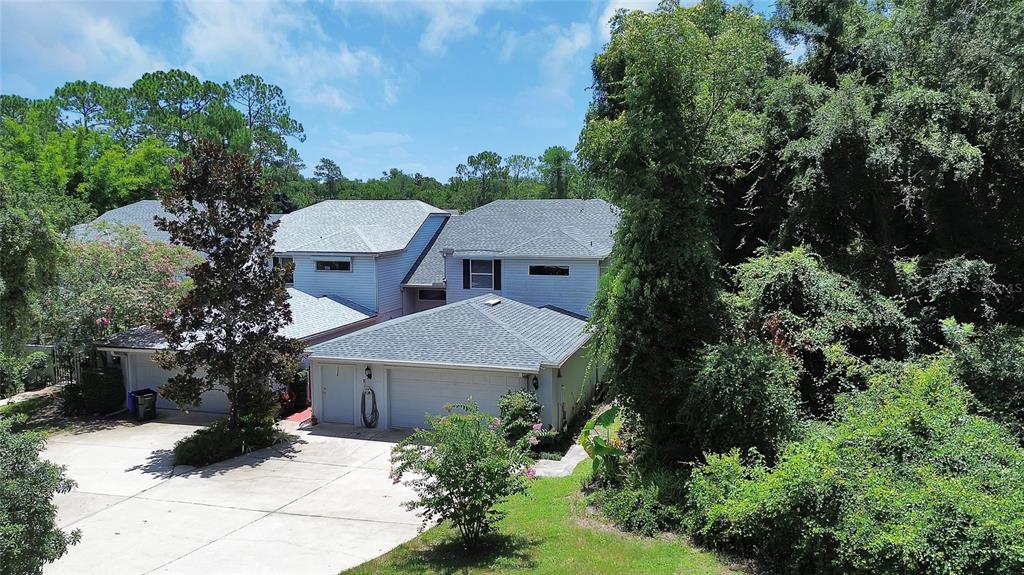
<box><xmin>469</xmin><ymin>259</ymin><xmax>494</xmax><ymax>289</ymax></box>
<box><xmin>528</xmin><ymin>264</ymin><xmax>570</xmax><ymax>277</ymax></box>
<box><xmin>314</xmin><ymin>258</ymin><xmax>352</xmax><ymax>273</ymax></box>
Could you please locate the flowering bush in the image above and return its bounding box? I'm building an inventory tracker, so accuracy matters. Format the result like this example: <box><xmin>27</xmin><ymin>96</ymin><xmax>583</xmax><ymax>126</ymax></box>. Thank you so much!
<box><xmin>390</xmin><ymin>400</ymin><xmax>534</xmax><ymax>549</ymax></box>
<box><xmin>497</xmin><ymin>389</ymin><xmax>550</xmax><ymax>447</ymax></box>
<box><xmin>41</xmin><ymin>222</ymin><xmax>199</xmax><ymax>352</ymax></box>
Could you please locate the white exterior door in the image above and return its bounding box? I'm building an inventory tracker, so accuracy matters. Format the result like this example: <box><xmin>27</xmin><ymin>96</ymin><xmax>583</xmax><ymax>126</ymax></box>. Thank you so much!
<box><xmin>320</xmin><ymin>364</ymin><xmax>355</xmax><ymax>424</ymax></box>
<box><xmin>388</xmin><ymin>367</ymin><xmax>522</xmax><ymax>429</ymax></box>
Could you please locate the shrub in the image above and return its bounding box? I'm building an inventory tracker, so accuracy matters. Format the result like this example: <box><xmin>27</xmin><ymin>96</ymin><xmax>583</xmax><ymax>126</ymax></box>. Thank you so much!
<box><xmin>173</xmin><ymin>414</ymin><xmax>280</xmax><ymax>466</ymax></box>
<box><xmin>0</xmin><ymin>417</ymin><xmax>80</xmax><ymax>574</ymax></box>
<box><xmin>727</xmin><ymin>248</ymin><xmax>916</xmax><ymax>415</ymax></box>
<box><xmin>680</xmin><ymin>341</ymin><xmax>801</xmax><ymax>462</ymax></box>
<box><xmin>579</xmin><ymin>404</ymin><xmax>625</xmax><ymax>485</ymax></box>
<box><xmin>390</xmin><ymin>401</ymin><xmax>533</xmax><ymax>549</ymax></box>
<box><xmin>594</xmin><ymin>479</ymin><xmax>683</xmax><ymax>536</ymax></box>
<box><xmin>945</xmin><ymin>321</ymin><xmax>1024</xmax><ymax>441</ymax></box>
<box><xmin>0</xmin><ymin>351</ymin><xmax>48</xmax><ymax>399</ymax></box>
<box><xmin>684</xmin><ymin>359</ymin><xmax>1024</xmax><ymax>575</ymax></box>
<box><xmin>497</xmin><ymin>390</ymin><xmax>541</xmax><ymax>446</ymax></box>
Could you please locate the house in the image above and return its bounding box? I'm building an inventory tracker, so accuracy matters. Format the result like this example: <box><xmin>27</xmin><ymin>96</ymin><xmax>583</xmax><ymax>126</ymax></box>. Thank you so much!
<box><xmin>271</xmin><ymin>200</ymin><xmax>448</xmax><ymax>322</ymax></box>
<box><xmin>79</xmin><ymin>199</ymin><xmax>451</xmax><ymax>414</ymax></box>
<box><xmin>97</xmin><ymin>289</ymin><xmax>377</xmax><ymax>413</ymax></box>
<box><xmin>402</xmin><ymin>199</ymin><xmax>619</xmax><ymax>317</ymax></box>
<box><xmin>306</xmin><ymin>294</ymin><xmax>599</xmax><ymax>431</ymax></box>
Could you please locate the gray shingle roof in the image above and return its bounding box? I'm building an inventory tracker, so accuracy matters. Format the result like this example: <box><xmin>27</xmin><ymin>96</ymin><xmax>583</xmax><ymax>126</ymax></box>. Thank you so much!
<box><xmin>99</xmin><ymin>288</ymin><xmax>373</xmax><ymax>349</ymax></box>
<box><xmin>404</xmin><ymin>199</ymin><xmax>619</xmax><ymax>286</ymax></box>
<box><xmin>71</xmin><ymin>200</ymin><xmax>283</xmax><ymax>244</ymax></box>
<box><xmin>273</xmin><ymin>200</ymin><xmax>447</xmax><ymax>254</ymax></box>
<box><xmin>306</xmin><ymin>294</ymin><xmax>592</xmax><ymax>372</ymax></box>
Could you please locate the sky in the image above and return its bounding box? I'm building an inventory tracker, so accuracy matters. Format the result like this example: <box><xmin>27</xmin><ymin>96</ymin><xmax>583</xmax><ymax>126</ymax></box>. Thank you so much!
<box><xmin>0</xmin><ymin>0</ymin><xmax>775</xmax><ymax>181</ymax></box>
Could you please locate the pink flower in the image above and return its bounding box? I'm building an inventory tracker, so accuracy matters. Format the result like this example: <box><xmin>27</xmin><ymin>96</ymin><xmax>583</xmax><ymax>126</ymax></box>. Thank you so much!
<box><xmin>529</xmin><ymin>436</ymin><xmax>540</xmax><ymax>446</ymax></box>
<box><xmin>489</xmin><ymin>418</ymin><xmax>501</xmax><ymax>430</ymax></box>
<box><xmin>94</xmin><ymin>317</ymin><xmax>103</xmax><ymax>325</ymax></box>
<box><xmin>532</xmin><ymin>423</ymin><xmax>543</xmax><ymax>432</ymax></box>
<box><xmin>525</xmin><ymin>467</ymin><xmax>536</xmax><ymax>479</ymax></box>
<box><xmin>163</xmin><ymin>309</ymin><xmax>174</xmax><ymax>319</ymax></box>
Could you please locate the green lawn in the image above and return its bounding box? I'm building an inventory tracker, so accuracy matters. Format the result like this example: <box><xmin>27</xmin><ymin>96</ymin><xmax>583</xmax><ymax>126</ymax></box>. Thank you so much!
<box><xmin>344</xmin><ymin>462</ymin><xmax>742</xmax><ymax>575</ymax></box>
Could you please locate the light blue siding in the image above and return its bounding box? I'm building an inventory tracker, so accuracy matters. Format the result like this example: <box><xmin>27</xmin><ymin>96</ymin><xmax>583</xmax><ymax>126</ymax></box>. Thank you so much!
<box><xmin>446</xmin><ymin>257</ymin><xmax>602</xmax><ymax>317</ymax></box>
<box><xmin>289</xmin><ymin>254</ymin><xmax>378</xmax><ymax>311</ymax></box>
<box><xmin>375</xmin><ymin>214</ymin><xmax>446</xmax><ymax>319</ymax></box>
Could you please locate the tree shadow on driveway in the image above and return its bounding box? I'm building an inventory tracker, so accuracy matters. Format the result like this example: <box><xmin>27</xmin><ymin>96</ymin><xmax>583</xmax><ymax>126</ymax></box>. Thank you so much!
<box><xmin>125</xmin><ymin>433</ymin><xmax>307</xmax><ymax>479</ymax></box>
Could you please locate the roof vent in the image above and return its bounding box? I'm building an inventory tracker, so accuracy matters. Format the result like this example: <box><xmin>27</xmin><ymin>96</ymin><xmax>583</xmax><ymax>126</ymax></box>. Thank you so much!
<box><xmin>484</xmin><ymin>298</ymin><xmax>502</xmax><ymax>307</ymax></box>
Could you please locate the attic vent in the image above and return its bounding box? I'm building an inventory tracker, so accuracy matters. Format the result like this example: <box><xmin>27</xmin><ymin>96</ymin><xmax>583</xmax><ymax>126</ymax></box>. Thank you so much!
<box><xmin>484</xmin><ymin>298</ymin><xmax>502</xmax><ymax>307</ymax></box>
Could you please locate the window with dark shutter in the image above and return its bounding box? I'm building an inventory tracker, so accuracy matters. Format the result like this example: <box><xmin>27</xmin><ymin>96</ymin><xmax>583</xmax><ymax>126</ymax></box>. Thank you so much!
<box><xmin>493</xmin><ymin>259</ymin><xmax>502</xmax><ymax>290</ymax></box>
<box><xmin>463</xmin><ymin>259</ymin><xmax>471</xmax><ymax>289</ymax></box>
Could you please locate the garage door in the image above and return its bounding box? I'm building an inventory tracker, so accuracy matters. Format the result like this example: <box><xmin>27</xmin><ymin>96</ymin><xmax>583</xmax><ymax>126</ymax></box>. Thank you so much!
<box><xmin>389</xmin><ymin>367</ymin><xmax>522</xmax><ymax>429</ymax></box>
<box><xmin>130</xmin><ymin>353</ymin><xmax>230</xmax><ymax>414</ymax></box>
<box><xmin>320</xmin><ymin>363</ymin><xmax>355</xmax><ymax>424</ymax></box>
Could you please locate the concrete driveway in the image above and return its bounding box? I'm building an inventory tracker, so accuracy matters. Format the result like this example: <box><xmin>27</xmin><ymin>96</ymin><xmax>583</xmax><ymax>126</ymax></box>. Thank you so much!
<box><xmin>42</xmin><ymin>411</ymin><xmax>422</xmax><ymax>575</ymax></box>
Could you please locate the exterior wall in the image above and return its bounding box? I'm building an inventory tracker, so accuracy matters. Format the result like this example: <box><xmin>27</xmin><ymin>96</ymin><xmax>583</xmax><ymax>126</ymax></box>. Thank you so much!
<box><xmin>446</xmin><ymin>257</ymin><xmax>601</xmax><ymax>317</ymax></box>
<box><xmin>288</xmin><ymin>254</ymin><xmax>377</xmax><ymax>311</ymax></box>
<box><xmin>553</xmin><ymin>342</ymin><xmax>599</xmax><ymax>431</ymax></box>
<box><xmin>403</xmin><ymin>287</ymin><xmax>447</xmax><ymax>315</ymax></box>
<box><xmin>375</xmin><ymin>214</ymin><xmax>447</xmax><ymax>320</ymax></box>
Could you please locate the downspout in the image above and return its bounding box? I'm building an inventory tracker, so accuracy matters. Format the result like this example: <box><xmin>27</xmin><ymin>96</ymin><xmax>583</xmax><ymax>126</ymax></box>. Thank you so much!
<box><xmin>441</xmin><ymin>248</ymin><xmax>454</xmax><ymax>287</ymax></box>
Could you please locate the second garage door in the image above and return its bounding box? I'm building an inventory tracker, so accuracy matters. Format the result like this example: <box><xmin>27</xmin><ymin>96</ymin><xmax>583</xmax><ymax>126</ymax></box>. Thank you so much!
<box><xmin>389</xmin><ymin>367</ymin><xmax>522</xmax><ymax>429</ymax></box>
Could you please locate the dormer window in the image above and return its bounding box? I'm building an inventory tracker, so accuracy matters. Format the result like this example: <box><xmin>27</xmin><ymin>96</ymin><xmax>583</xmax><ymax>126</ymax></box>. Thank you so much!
<box><xmin>316</xmin><ymin>258</ymin><xmax>351</xmax><ymax>272</ymax></box>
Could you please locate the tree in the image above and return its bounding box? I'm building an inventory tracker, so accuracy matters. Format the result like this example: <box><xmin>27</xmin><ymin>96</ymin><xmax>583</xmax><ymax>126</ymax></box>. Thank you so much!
<box><xmin>227</xmin><ymin>75</ymin><xmax>305</xmax><ymax>166</ymax></box>
<box><xmin>130</xmin><ymin>70</ymin><xmax>226</xmax><ymax>151</ymax></box>
<box><xmin>0</xmin><ymin>182</ymin><xmax>65</xmax><ymax>355</ymax></box>
<box><xmin>41</xmin><ymin>223</ymin><xmax>199</xmax><ymax>355</ymax></box>
<box><xmin>579</xmin><ymin>0</ymin><xmax>778</xmax><ymax>453</ymax></box>
<box><xmin>154</xmin><ymin>141</ymin><xmax>301</xmax><ymax>429</ymax></box>
<box><xmin>53</xmin><ymin>81</ymin><xmax>110</xmax><ymax>130</ymax></box>
<box><xmin>537</xmin><ymin>146</ymin><xmax>574</xmax><ymax>199</ymax></box>
<box><xmin>313</xmin><ymin>157</ymin><xmax>344</xmax><ymax>198</ymax></box>
<box><xmin>450</xmin><ymin>150</ymin><xmax>509</xmax><ymax>210</ymax></box>
<box><xmin>0</xmin><ymin>418</ymin><xmax>80</xmax><ymax>574</ymax></box>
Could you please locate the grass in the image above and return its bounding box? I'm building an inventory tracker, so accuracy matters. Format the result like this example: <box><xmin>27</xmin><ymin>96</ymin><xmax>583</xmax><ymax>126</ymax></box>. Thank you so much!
<box><xmin>0</xmin><ymin>393</ymin><xmax>71</xmax><ymax>435</ymax></box>
<box><xmin>344</xmin><ymin>461</ymin><xmax>742</xmax><ymax>575</ymax></box>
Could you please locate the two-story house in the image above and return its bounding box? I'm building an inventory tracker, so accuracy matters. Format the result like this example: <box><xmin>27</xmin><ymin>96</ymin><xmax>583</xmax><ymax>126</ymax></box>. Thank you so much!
<box><xmin>303</xmin><ymin>200</ymin><xmax>619</xmax><ymax>431</ymax></box>
<box><xmin>82</xmin><ymin>199</ymin><xmax>450</xmax><ymax>413</ymax></box>
<box><xmin>402</xmin><ymin>199</ymin><xmax>619</xmax><ymax>317</ymax></box>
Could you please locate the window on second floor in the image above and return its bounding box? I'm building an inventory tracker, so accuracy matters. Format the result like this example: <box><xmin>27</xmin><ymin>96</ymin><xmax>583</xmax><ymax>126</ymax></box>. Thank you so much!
<box><xmin>470</xmin><ymin>259</ymin><xmax>493</xmax><ymax>289</ymax></box>
<box><xmin>418</xmin><ymin>289</ymin><xmax>446</xmax><ymax>301</ymax></box>
<box><xmin>315</xmin><ymin>259</ymin><xmax>351</xmax><ymax>272</ymax></box>
<box><xmin>529</xmin><ymin>265</ymin><xmax>570</xmax><ymax>276</ymax></box>
<box><xmin>273</xmin><ymin>256</ymin><xmax>294</xmax><ymax>285</ymax></box>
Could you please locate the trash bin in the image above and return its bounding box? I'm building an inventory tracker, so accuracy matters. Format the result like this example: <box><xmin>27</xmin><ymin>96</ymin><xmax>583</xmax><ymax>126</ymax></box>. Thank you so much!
<box><xmin>130</xmin><ymin>388</ymin><xmax>158</xmax><ymax>422</ymax></box>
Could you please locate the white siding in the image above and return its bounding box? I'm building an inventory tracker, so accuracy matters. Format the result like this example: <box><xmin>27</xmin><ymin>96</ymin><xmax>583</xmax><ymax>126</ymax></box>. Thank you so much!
<box><xmin>376</xmin><ymin>214</ymin><xmax>447</xmax><ymax>320</ymax></box>
<box><xmin>553</xmin><ymin>342</ymin><xmax>599</xmax><ymax>431</ymax></box>
<box><xmin>446</xmin><ymin>257</ymin><xmax>601</xmax><ymax>317</ymax></box>
<box><xmin>288</xmin><ymin>254</ymin><xmax>377</xmax><ymax>311</ymax></box>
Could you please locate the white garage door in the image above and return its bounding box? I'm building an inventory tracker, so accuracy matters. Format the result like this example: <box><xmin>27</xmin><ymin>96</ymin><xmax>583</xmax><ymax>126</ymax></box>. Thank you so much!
<box><xmin>389</xmin><ymin>367</ymin><xmax>522</xmax><ymax>429</ymax></box>
<box><xmin>320</xmin><ymin>363</ymin><xmax>355</xmax><ymax>424</ymax></box>
<box><xmin>130</xmin><ymin>354</ymin><xmax>230</xmax><ymax>414</ymax></box>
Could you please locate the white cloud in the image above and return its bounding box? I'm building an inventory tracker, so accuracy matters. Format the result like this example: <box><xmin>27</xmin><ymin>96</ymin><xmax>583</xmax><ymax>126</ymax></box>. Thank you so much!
<box><xmin>0</xmin><ymin>1</ymin><xmax>167</xmax><ymax>93</ymax></box>
<box><xmin>597</xmin><ymin>0</ymin><xmax>661</xmax><ymax>42</ymax></box>
<box><xmin>417</xmin><ymin>1</ymin><xmax>487</xmax><ymax>54</ymax></box>
<box><xmin>178</xmin><ymin>0</ymin><xmax>393</xmax><ymax>110</ymax></box>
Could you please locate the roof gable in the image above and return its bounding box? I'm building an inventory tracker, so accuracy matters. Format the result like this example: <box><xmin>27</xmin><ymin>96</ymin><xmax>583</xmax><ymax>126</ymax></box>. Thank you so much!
<box><xmin>273</xmin><ymin>200</ymin><xmax>447</xmax><ymax>254</ymax></box>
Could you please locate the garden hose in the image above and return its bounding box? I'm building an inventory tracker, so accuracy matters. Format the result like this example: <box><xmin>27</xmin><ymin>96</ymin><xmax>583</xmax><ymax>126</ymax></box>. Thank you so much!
<box><xmin>361</xmin><ymin>386</ymin><xmax>379</xmax><ymax>428</ymax></box>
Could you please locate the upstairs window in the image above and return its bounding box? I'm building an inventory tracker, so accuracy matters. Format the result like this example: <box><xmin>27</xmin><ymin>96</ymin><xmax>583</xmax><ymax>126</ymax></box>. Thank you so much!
<box><xmin>418</xmin><ymin>289</ymin><xmax>446</xmax><ymax>301</ymax></box>
<box><xmin>315</xmin><ymin>259</ymin><xmax>351</xmax><ymax>272</ymax></box>
<box><xmin>529</xmin><ymin>265</ymin><xmax>569</xmax><ymax>276</ymax></box>
<box><xmin>273</xmin><ymin>256</ymin><xmax>294</xmax><ymax>285</ymax></box>
<box><xmin>470</xmin><ymin>259</ymin><xmax>493</xmax><ymax>289</ymax></box>
<box><xmin>462</xmin><ymin>259</ymin><xmax>501</xmax><ymax>290</ymax></box>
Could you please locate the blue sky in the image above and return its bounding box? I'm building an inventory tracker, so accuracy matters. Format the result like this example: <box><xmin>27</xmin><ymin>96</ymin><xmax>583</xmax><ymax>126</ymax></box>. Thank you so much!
<box><xmin>1</xmin><ymin>0</ymin><xmax>775</xmax><ymax>181</ymax></box>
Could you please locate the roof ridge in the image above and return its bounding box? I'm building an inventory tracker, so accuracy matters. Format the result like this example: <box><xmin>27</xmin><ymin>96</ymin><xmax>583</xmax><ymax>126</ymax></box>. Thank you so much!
<box><xmin>472</xmin><ymin>298</ymin><xmax>557</xmax><ymax>363</ymax></box>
